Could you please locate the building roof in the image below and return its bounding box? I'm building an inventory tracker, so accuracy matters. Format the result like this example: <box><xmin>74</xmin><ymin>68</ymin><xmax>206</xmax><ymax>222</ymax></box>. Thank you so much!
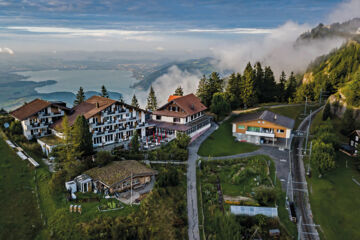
<box><xmin>156</xmin><ymin>93</ymin><xmax>207</xmax><ymax>117</ymax></box>
<box><xmin>52</xmin><ymin>95</ymin><xmax>147</xmax><ymax>129</ymax></box>
<box><xmin>148</xmin><ymin>120</ymin><xmax>191</xmax><ymax>131</ymax></box>
<box><xmin>232</xmin><ymin>110</ymin><xmax>295</xmax><ymax>129</ymax></box>
<box><xmin>167</xmin><ymin>95</ymin><xmax>182</xmax><ymax>102</ymax></box>
<box><xmin>230</xmin><ymin>205</ymin><xmax>278</xmax><ymax>217</ymax></box>
<box><xmin>10</xmin><ymin>99</ymin><xmax>70</xmax><ymax>121</ymax></box>
<box><xmin>10</xmin><ymin>99</ymin><xmax>52</xmax><ymax>121</ymax></box>
<box><xmin>84</xmin><ymin>160</ymin><xmax>158</xmax><ymax>187</ymax></box>
<box><xmin>349</xmin><ymin>130</ymin><xmax>360</xmax><ymax>137</ymax></box>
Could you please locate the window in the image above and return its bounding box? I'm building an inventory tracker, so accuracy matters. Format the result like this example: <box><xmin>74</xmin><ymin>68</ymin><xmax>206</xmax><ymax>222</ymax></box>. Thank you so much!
<box><xmin>356</xmin><ymin>136</ymin><xmax>359</xmax><ymax>142</ymax></box>
<box><xmin>173</xmin><ymin>118</ymin><xmax>180</xmax><ymax>123</ymax></box>
<box><xmin>277</xmin><ymin>129</ymin><xmax>285</xmax><ymax>133</ymax></box>
<box><xmin>238</xmin><ymin>125</ymin><xmax>245</xmax><ymax>129</ymax></box>
<box><xmin>247</xmin><ymin>126</ymin><xmax>260</xmax><ymax>132</ymax></box>
<box><xmin>156</xmin><ymin>115</ymin><xmax>161</xmax><ymax>120</ymax></box>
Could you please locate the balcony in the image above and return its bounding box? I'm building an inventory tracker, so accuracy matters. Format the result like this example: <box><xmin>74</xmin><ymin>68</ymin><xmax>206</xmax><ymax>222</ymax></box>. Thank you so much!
<box><xmin>245</xmin><ymin>130</ymin><xmax>274</xmax><ymax>138</ymax></box>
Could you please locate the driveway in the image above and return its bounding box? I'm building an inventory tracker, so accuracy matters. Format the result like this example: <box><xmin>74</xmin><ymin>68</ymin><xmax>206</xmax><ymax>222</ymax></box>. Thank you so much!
<box><xmin>187</xmin><ymin>123</ymin><xmax>218</xmax><ymax>240</ymax></box>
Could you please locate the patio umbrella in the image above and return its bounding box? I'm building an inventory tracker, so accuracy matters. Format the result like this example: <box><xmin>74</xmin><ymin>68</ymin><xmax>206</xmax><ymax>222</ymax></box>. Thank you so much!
<box><xmin>165</xmin><ymin>131</ymin><xmax>167</xmax><ymax>139</ymax></box>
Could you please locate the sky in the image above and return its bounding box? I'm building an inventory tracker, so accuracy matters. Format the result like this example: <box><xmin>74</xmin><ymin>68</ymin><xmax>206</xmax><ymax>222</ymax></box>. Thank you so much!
<box><xmin>0</xmin><ymin>0</ymin><xmax>356</xmax><ymax>54</ymax></box>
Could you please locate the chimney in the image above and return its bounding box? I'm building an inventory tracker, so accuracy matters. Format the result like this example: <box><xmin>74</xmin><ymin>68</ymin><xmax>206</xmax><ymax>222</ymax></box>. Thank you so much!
<box><xmin>190</xmin><ymin>104</ymin><xmax>194</xmax><ymax>110</ymax></box>
<box><xmin>96</xmin><ymin>102</ymin><xmax>99</xmax><ymax>108</ymax></box>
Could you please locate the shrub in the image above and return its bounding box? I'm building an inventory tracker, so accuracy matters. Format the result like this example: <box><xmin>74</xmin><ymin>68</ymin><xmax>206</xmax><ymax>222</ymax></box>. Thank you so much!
<box><xmin>254</xmin><ymin>186</ymin><xmax>278</xmax><ymax>206</ymax></box>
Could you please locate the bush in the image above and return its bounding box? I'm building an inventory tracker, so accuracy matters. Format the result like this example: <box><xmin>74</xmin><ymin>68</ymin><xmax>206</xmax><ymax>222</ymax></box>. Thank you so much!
<box><xmin>96</xmin><ymin>151</ymin><xmax>114</xmax><ymax>167</ymax></box>
<box><xmin>254</xmin><ymin>186</ymin><xmax>278</xmax><ymax>206</ymax></box>
<box><xmin>49</xmin><ymin>170</ymin><xmax>67</xmax><ymax>194</ymax></box>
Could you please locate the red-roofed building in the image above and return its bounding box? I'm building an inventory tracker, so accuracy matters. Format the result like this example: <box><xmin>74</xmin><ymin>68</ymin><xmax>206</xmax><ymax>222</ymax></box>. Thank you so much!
<box><xmin>10</xmin><ymin>99</ymin><xmax>70</xmax><ymax>139</ymax></box>
<box><xmin>150</xmin><ymin>94</ymin><xmax>211</xmax><ymax>139</ymax></box>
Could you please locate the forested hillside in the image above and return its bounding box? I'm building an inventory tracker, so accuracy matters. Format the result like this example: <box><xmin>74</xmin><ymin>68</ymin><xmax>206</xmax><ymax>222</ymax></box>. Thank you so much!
<box><xmin>296</xmin><ymin>40</ymin><xmax>360</xmax><ymax>107</ymax></box>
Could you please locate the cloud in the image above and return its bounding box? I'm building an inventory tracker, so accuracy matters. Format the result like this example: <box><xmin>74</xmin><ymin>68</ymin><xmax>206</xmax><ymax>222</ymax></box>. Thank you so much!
<box><xmin>156</xmin><ymin>46</ymin><xmax>165</xmax><ymax>51</ymax></box>
<box><xmin>152</xmin><ymin>66</ymin><xmax>202</xmax><ymax>105</ymax></box>
<box><xmin>187</xmin><ymin>28</ymin><xmax>273</xmax><ymax>34</ymax></box>
<box><xmin>327</xmin><ymin>0</ymin><xmax>360</xmax><ymax>23</ymax></box>
<box><xmin>0</xmin><ymin>47</ymin><xmax>14</xmax><ymax>55</ymax></box>
<box><xmin>212</xmin><ymin>21</ymin><xmax>345</xmax><ymax>77</ymax></box>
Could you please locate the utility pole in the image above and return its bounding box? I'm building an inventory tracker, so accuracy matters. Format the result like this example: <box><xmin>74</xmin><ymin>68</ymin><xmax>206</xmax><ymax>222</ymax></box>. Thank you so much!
<box><xmin>304</xmin><ymin>97</ymin><xmax>308</xmax><ymax>116</ymax></box>
<box><xmin>130</xmin><ymin>172</ymin><xmax>133</xmax><ymax>206</ymax></box>
<box><xmin>319</xmin><ymin>88</ymin><xmax>322</xmax><ymax>104</ymax></box>
<box><xmin>298</xmin><ymin>216</ymin><xmax>302</xmax><ymax>240</ymax></box>
<box><xmin>307</xmin><ymin>141</ymin><xmax>313</xmax><ymax>175</ymax></box>
<box><xmin>304</xmin><ymin>110</ymin><xmax>312</xmax><ymax>155</ymax></box>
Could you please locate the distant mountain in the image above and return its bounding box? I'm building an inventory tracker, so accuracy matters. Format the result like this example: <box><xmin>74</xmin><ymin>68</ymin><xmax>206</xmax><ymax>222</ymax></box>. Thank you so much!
<box><xmin>296</xmin><ymin>18</ymin><xmax>360</xmax><ymax>45</ymax></box>
<box><xmin>131</xmin><ymin>57</ymin><xmax>217</xmax><ymax>90</ymax></box>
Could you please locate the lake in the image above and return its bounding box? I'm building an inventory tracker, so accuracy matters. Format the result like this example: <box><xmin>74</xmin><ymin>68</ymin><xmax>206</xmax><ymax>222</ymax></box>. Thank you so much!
<box><xmin>18</xmin><ymin>69</ymin><xmax>140</xmax><ymax>102</ymax></box>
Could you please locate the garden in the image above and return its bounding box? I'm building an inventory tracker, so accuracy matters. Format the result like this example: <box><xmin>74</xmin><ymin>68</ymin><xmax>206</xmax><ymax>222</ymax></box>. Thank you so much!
<box><xmin>197</xmin><ymin>155</ymin><xmax>296</xmax><ymax>239</ymax></box>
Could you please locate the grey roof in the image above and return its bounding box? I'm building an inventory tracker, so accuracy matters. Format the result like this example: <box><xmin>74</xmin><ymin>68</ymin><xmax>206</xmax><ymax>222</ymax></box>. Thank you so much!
<box><xmin>230</xmin><ymin>205</ymin><xmax>278</xmax><ymax>217</ymax></box>
<box><xmin>232</xmin><ymin>110</ymin><xmax>295</xmax><ymax>129</ymax></box>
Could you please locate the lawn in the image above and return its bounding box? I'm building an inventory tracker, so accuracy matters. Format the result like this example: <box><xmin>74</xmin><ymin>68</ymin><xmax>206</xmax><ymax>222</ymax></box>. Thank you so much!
<box><xmin>197</xmin><ymin>156</ymin><xmax>297</xmax><ymax>239</ymax></box>
<box><xmin>270</xmin><ymin>104</ymin><xmax>321</xmax><ymax>129</ymax></box>
<box><xmin>0</xmin><ymin>136</ymin><xmax>42</xmax><ymax>240</ymax></box>
<box><xmin>308</xmin><ymin>153</ymin><xmax>360</xmax><ymax>240</ymax></box>
<box><xmin>198</xmin><ymin>116</ymin><xmax>260</xmax><ymax>157</ymax></box>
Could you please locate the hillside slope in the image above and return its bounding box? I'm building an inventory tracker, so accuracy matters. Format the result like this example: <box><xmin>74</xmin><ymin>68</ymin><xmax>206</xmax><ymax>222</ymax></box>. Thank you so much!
<box><xmin>296</xmin><ymin>40</ymin><xmax>360</xmax><ymax>108</ymax></box>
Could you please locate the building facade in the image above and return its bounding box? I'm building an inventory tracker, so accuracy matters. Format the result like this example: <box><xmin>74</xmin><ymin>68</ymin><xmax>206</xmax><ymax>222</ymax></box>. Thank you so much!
<box><xmin>10</xmin><ymin>99</ymin><xmax>70</xmax><ymax>139</ymax></box>
<box><xmin>150</xmin><ymin>94</ymin><xmax>211</xmax><ymax>140</ymax></box>
<box><xmin>232</xmin><ymin>110</ymin><xmax>295</xmax><ymax>148</ymax></box>
<box><xmin>349</xmin><ymin>130</ymin><xmax>360</xmax><ymax>155</ymax></box>
<box><xmin>52</xmin><ymin>95</ymin><xmax>152</xmax><ymax>148</ymax></box>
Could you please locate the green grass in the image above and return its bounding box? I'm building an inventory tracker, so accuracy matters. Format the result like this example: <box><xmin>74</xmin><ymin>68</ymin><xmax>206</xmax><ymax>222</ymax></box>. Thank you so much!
<box><xmin>308</xmin><ymin>153</ymin><xmax>360</xmax><ymax>240</ymax></box>
<box><xmin>198</xmin><ymin>116</ymin><xmax>260</xmax><ymax>157</ymax></box>
<box><xmin>270</xmin><ymin>104</ymin><xmax>321</xmax><ymax>129</ymax></box>
<box><xmin>0</xmin><ymin>136</ymin><xmax>42</xmax><ymax>240</ymax></box>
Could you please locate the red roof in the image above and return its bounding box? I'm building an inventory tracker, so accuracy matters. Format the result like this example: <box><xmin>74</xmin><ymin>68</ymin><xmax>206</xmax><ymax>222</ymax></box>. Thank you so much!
<box><xmin>167</xmin><ymin>95</ymin><xmax>182</xmax><ymax>102</ymax></box>
<box><xmin>155</xmin><ymin>93</ymin><xmax>207</xmax><ymax>117</ymax></box>
<box><xmin>10</xmin><ymin>99</ymin><xmax>52</xmax><ymax>121</ymax></box>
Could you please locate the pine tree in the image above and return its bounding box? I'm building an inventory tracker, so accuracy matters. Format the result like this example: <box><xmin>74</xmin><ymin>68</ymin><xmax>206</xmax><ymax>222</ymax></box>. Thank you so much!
<box><xmin>285</xmin><ymin>72</ymin><xmax>297</xmax><ymax>102</ymax></box>
<box><xmin>322</xmin><ymin>102</ymin><xmax>331</xmax><ymax>120</ymax></box>
<box><xmin>131</xmin><ymin>94</ymin><xmax>140</xmax><ymax>108</ymax></box>
<box><xmin>242</xmin><ymin>62</ymin><xmax>257</xmax><ymax>108</ymax></box>
<box><xmin>278</xmin><ymin>71</ymin><xmax>287</xmax><ymax>102</ymax></box>
<box><xmin>146</xmin><ymin>86</ymin><xmax>158</xmax><ymax>111</ymax></box>
<box><xmin>225</xmin><ymin>72</ymin><xmax>242</xmax><ymax>109</ymax></box>
<box><xmin>101</xmin><ymin>85</ymin><xmax>109</xmax><ymax>98</ymax></box>
<box><xmin>210</xmin><ymin>92</ymin><xmax>231</xmax><ymax>120</ymax></box>
<box><xmin>263</xmin><ymin>66</ymin><xmax>277</xmax><ymax>102</ymax></box>
<box><xmin>74</xmin><ymin>87</ymin><xmax>86</xmax><ymax>106</ymax></box>
<box><xmin>72</xmin><ymin>115</ymin><xmax>93</xmax><ymax>156</ymax></box>
<box><xmin>174</xmin><ymin>86</ymin><xmax>184</xmax><ymax>96</ymax></box>
<box><xmin>196</xmin><ymin>75</ymin><xmax>208</xmax><ymax>105</ymax></box>
<box><xmin>254</xmin><ymin>62</ymin><xmax>264</xmax><ymax>102</ymax></box>
<box><xmin>130</xmin><ymin>131</ymin><xmax>140</xmax><ymax>153</ymax></box>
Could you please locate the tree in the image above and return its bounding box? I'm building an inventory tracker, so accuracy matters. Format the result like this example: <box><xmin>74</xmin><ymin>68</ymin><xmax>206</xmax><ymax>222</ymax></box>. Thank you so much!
<box><xmin>262</xmin><ymin>66</ymin><xmax>277</xmax><ymax>102</ymax></box>
<box><xmin>174</xmin><ymin>86</ymin><xmax>184</xmax><ymax>96</ymax></box>
<box><xmin>101</xmin><ymin>85</ymin><xmax>109</xmax><ymax>98</ymax></box>
<box><xmin>210</xmin><ymin>92</ymin><xmax>231</xmax><ymax>119</ymax></box>
<box><xmin>96</xmin><ymin>151</ymin><xmax>114</xmax><ymax>167</ymax></box>
<box><xmin>254</xmin><ymin>62</ymin><xmax>264</xmax><ymax>102</ymax></box>
<box><xmin>146</xmin><ymin>86</ymin><xmax>158</xmax><ymax>111</ymax></box>
<box><xmin>285</xmin><ymin>72</ymin><xmax>297</xmax><ymax>102</ymax></box>
<box><xmin>278</xmin><ymin>71</ymin><xmax>287</xmax><ymax>102</ymax></box>
<box><xmin>196</xmin><ymin>75</ymin><xmax>209</xmax><ymax>106</ymax></box>
<box><xmin>225</xmin><ymin>73</ymin><xmax>242</xmax><ymax>109</ymax></box>
<box><xmin>74</xmin><ymin>86</ymin><xmax>86</xmax><ymax>106</ymax></box>
<box><xmin>131</xmin><ymin>94</ymin><xmax>140</xmax><ymax>108</ymax></box>
<box><xmin>322</xmin><ymin>102</ymin><xmax>331</xmax><ymax>120</ymax></box>
<box><xmin>72</xmin><ymin>115</ymin><xmax>93</xmax><ymax>156</ymax></box>
<box><xmin>55</xmin><ymin>115</ymin><xmax>81</xmax><ymax>165</ymax></box>
<box><xmin>341</xmin><ymin>108</ymin><xmax>355</xmax><ymax>135</ymax></box>
<box><xmin>9</xmin><ymin>121</ymin><xmax>22</xmax><ymax>135</ymax></box>
<box><xmin>174</xmin><ymin>132</ymin><xmax>191</xmax><ymax>149</ymax></box>
<box><xmin>241</xmin><ymin>62</ymin><xmax>257</xmax><ymax>108</ymax></box>
<box><xmin>130</xmin><ymin>131</ymin><xmax>140</xmax><ymax>153</ymax></box>
<box><xmin>311</xmin><ymin>140</ymin><xmax>336</xmax><ymax>174</ymax></box>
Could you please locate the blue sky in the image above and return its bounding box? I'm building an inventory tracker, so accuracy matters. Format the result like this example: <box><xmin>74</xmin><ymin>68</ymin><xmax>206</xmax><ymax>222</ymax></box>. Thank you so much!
<box><xmin>0</xmin><ymin>0</ymin><xmax>357</xmax><ymax>53</ymax></box>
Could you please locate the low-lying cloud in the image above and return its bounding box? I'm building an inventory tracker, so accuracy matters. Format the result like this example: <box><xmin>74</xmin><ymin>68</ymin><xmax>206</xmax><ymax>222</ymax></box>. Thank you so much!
<box><xmin>0</xmin><ymin>47</ymin><xmax>14</xmax><ymax>55</ymax></box>
<box><xmin>327</xmin><ymin>0</ymin><xmax>360</xmax><ymax>23</ymax></box>
<box><xmin>213</xmin><ymin>21</ymin><xmax>345</xmax><ymax>77</ymax></box>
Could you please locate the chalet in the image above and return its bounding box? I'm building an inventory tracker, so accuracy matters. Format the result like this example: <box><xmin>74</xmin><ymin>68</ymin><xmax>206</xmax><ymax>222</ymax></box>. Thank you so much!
<box><xmin>150</xmin><ymin>94</ymin><xmax>211</xmax><ymax>139</ymax></box>
<box><xmin>10</xmin><ymin>99</ymin><xmax>70</xmax><ymax>140</ymax></box>
<box><xmin>83</xmin><ymin>160</ymin><xmax>158</xmax><ymax>194</ymax></box>
<box><xmin>51</xmin><ymin>95</ymin><xmax>153</xmax><ymax>148</ymax></box>
<box><xmin>349</xmin><ymin>130</ymin><xmax>360</xmax><ymax>155</ymax></box>
<box><xmin>232</xmin><ymin>110</ymin><xmax>295</xmax><ymax>148</ymax></box>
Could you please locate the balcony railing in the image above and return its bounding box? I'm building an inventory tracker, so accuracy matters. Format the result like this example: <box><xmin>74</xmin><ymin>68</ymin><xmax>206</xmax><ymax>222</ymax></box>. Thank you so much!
<box><xmin>245</xmin><ymin>130</ymin><xmax>274</xmax><ymax>138</ymax></box>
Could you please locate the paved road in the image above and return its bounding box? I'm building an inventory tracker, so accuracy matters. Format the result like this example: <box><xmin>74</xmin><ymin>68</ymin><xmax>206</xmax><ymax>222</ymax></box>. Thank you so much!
<box><xmin>187</xmin><ymin>123</ymin><xmax>218</xmax><ymax>240</ymax></box>
<box><xmin>291</xmin><ymin>107</ymin><xmax>323</xmax><ymax>240</ymax></box>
